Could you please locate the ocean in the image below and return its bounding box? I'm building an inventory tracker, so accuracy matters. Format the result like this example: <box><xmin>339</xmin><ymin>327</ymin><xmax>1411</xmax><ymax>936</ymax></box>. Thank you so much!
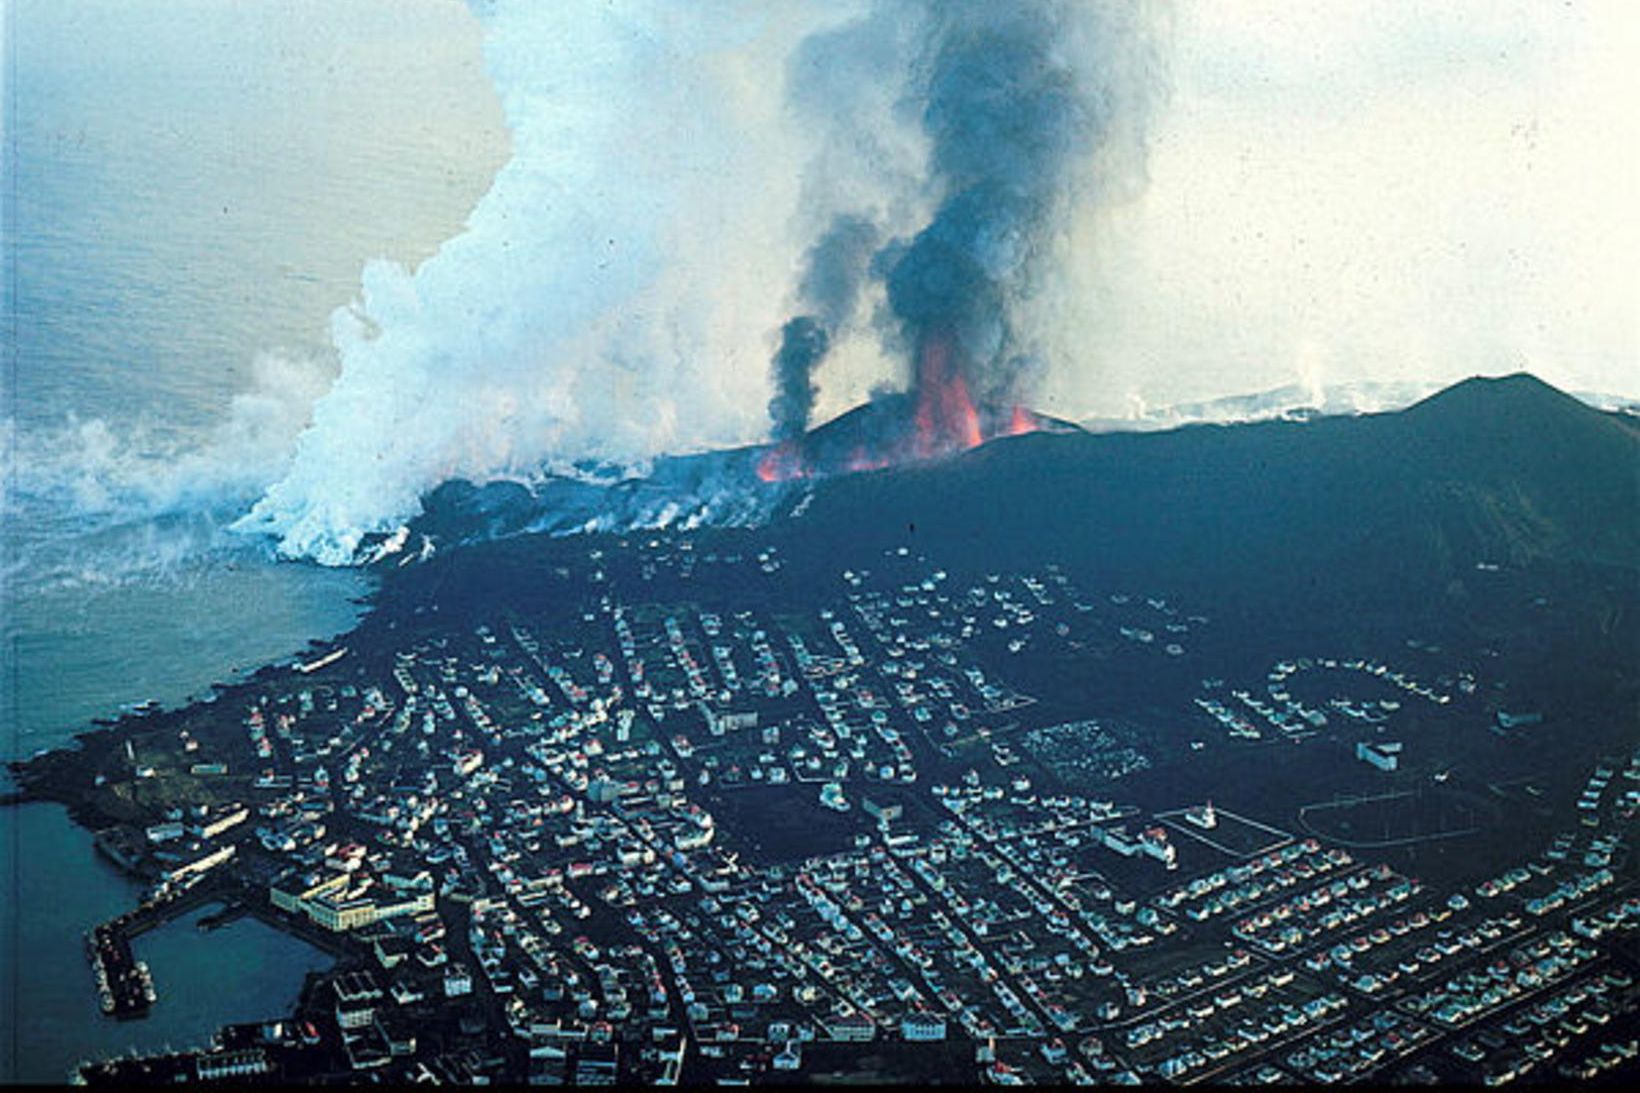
<box><xmin>3</xmin><ymin>0</ymin><xmax>507</xmax><ymax>761</ymax></box>
<box><xmin>2</xmin><ymin>0</ymin><xmax>507</xmax><ymax>1078</ymax></box>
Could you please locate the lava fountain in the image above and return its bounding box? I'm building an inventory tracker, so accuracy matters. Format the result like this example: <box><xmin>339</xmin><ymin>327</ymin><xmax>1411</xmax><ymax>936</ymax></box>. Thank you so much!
<box><xmin>752</xmin><ymin>330</ymin><xmax>1057</xmax><ymax>485</ymax></box>
<box><xmin>911</xmin><ymin>332</ymin><xmax>984</xmax><ymax>458</ymax></box>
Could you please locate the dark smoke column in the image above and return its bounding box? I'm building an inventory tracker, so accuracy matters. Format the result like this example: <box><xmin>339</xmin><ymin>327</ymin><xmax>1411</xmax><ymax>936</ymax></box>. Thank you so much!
<box><xmin>766</xmin><ymin>214</ymin><xmax>879</xmax><ymax>442</ymax></box>
<box><xmin>767</xmin><ymin>317</ymin><xmax>830</xmax><ymax>444</ymax></box>
<box><xmin>885</xmin><ymin>0</ymin><xmax>1154</xmax><ymax>453</ymax></box>
<box><xmin>759</xmin><ymin>0</ymin><xmax>1161</xmax><ymax>478</ymax></box>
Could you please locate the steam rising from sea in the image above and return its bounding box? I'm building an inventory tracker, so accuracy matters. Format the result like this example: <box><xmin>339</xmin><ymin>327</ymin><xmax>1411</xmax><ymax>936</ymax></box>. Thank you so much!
<box><xmin>237</xmin><ymin>3</ymin><xmax>848</xmax><ymax>564</ymax></box>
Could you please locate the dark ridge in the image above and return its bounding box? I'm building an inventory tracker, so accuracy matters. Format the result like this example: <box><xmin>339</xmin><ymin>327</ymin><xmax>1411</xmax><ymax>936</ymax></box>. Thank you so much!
<box><xmin>1402</xmin><ymin>371</ymin><xmax>1587</xmax><ymax>420</ymax></box>
<box><xmin>390</xmin><ymin>371</ymin><xmax>1637</xmax><ymax>634</ymax></box>
<box><xmin>788</xmin><ymin>371</ymin><xmax>1640</xmax><ymax>617</ymax></box>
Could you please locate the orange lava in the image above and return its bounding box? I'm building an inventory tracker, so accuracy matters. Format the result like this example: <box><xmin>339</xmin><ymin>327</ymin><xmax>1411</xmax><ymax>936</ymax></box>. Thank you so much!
<box><xmin>913</xmin><ymin>334</ymin><xmax>984</xmax><ymax>457</ymax></box>
<box><xmin>756</xmin><ymin>338</ymin><xmax>1037</xmax><ymax>484</ymax></box>
<box><xmin>756</xmin><ymin>443</ymin><xmax>809</xmax><ymax>483</ymax></box>
<box><xmin>1004</xmin><ymin>404</ymin><xmax>1036</xmax><ymax>437</ymax></box>
<box><xmin>845</xmin><ymin>446</ymin><xmax>891</xmax><ymax>473</ymax></box>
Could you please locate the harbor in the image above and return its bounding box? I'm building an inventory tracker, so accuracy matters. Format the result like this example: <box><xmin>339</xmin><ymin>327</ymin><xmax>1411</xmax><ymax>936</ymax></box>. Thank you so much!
<box><xmin>81</xmin><ymin>875</ymin><xmax>234</xmax><ymax>1020</ymax></box>
<box><xmin>2</xmin><ymin>803</ymin><xmax>335</xmax><ymax>1083</ymax></box>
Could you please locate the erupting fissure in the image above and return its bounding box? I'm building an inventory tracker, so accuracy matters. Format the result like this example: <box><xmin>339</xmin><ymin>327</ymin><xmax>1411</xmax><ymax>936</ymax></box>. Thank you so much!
<box><xmin>755</xmin><ymin>330</ymin><xmax>1047</xmax><ymax>484</ymax></box>
<box><xmin>912</xmin><ymin>333</ymin><xmax>984</xmax><ymax>458</ymax></box>
<box><xmin>752</xmin><ymin>1</ymin><xmax>1156</xmax><ymax>490</ymax></box>
<box><xmin>755</xmin><ymin>442</ymin><xmax>811</xmax><ymax>484</ymax></box>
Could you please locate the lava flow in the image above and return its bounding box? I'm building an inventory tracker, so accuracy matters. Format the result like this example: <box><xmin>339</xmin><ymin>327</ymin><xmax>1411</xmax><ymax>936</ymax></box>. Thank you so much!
<box><xmin>1004</xmin><ymin>403</ymin><xmax>1035</xmax><ymax>437</ymax></box>
<box><xmin>755</xmin><ymin>442</ymin><xmax>811</xmax><ymax>484</ymax></box>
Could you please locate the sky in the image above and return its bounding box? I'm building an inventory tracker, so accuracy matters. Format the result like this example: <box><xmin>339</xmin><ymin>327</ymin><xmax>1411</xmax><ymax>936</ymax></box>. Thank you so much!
<box><xmin>1032</xmin><ymin>0</ymin><xmax>1640</xmax><ymax>417</ymax></box>
<box><xmin>8</xmin><ymin>0</ymin><xmax>1634</xmax><ymax>425</ymax></box>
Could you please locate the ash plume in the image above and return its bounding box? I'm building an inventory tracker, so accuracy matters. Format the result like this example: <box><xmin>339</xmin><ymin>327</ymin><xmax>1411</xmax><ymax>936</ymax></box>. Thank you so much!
<box><xmin>767</xmin><ymin>214</ymin><xmax>879</xmax><ymax>441</ymax></box>
<box><xmin>766</xmin><ymin>0</ymin><xmax>1165</xmax><ymax>462</ymax></box>
<box><xmin>768</xmin><ymin>318</ymin><xmax>830</xmax><ymax>443</ymax></box>
<box><xmin>883</xmin><ymin>1</ymin><xmax>1163</xmax><ymax>416</ymax></box>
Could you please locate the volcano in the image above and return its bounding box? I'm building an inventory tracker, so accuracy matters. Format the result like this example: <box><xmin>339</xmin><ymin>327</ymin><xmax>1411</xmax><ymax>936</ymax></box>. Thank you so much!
<box><xmin>786</xmin><ymin>372</ymin><xmax>1640</xmax><ymax>618</ymax></box>
<box><xmin>385</xmin><ymin>369</ymin><xmax>1639</xmax><ymax>636</ymax></box>
<box><xmin>756</xmin><ymin>386</ymin><xmax>1079</xmax><ymax>483</ymax></box>
<box><xmin>759</xmin><ymin>329</ymin><xmax>1083</xmax><ymax>483</ymax></box>
<box><xmin>390</xmin><ymin>392</ymin><xmax>1082</xmax><ymax>560</ymax></box>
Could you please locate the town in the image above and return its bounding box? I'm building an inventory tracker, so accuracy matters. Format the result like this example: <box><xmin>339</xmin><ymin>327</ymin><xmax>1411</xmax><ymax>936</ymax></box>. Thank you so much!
<box><xmin>20</xmin><ymin>533</ymin><xmax>1639</xmax><ymax>1086</ymax></box>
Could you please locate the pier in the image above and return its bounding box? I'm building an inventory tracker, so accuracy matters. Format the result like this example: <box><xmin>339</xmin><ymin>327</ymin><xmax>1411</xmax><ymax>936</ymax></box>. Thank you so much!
<box><xmin>197</xmin><ymin>902</ymin><xmax>251</xmax><ymax>931</ymax></box>
<box><xmin>85</xmin><ymin>924</ymin><xmax>153</xmax><ymax>1019</ymax></box>
<box><xmin>83</xmin><ymin>874</ymin><xmax>237</xmax><ymax>1019</ymax></box>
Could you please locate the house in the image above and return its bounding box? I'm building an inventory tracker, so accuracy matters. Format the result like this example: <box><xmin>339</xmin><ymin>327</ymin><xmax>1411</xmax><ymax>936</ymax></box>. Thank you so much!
<box><xmin>822</xmin><ymin>1012</ymin><xmax>877</xmax><ymax>1042</ymax></box>
<box><xmin>901</xmin><ymin>1011</ymin><xmax>947</xmax><ymax>1042</ymax></box>
<box><xmin>773</xmin><ymin>1040</ymin><xmax>804</xmax><ymax>1071</ymax></box>
<box><xmin>444</xmin><ymin>963</ymin><xmax>473</xmax><ymax>998</ymax></box>
<box><xmin>194</xmin><ymin>1049</ymin><xmax>270</xmax><ymax>1081</ymax></box>
<box><xmin>1356</xmin><ymin>741</ymin><xmax>1402</xmax><ymax>772</ymax></box>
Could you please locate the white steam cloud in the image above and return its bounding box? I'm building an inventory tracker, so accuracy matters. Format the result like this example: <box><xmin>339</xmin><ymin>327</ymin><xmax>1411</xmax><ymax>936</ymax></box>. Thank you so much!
<box><xmin>238</xmin><ymin>3</ymin><xmax>841</xmax><ymax>564</ymax></box>
<box><xmin>3</xmin><ymin>351</ymin><xmax>332</xmax><ymax>592</ymax></box>
<box><xmin>7</xmin><ymin>351</ymin><xmax>329</xmax><ymax>523</ymax></box>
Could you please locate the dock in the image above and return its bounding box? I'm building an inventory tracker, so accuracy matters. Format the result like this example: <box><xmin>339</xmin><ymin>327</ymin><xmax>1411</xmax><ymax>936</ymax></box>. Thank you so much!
<box><xmin>197</xmin><ymin>902</ymin><xmax>250</xmax><ymax>931</ymax></box>
<box><xmin>86</xmin><ymin>924</ymin><xmax>154</xmax><ymax>1019</ymax></box>
<box><xmin>83</xmin><ymin>874</ymin><xmax>234</xmax><ymax>1019</ymax></box>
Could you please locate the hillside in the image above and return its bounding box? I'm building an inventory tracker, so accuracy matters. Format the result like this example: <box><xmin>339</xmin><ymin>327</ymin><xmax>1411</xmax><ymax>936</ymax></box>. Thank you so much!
<box><xmin>788</xmin><ymin>373</ymin><xmax>1640</xmax><ymax>614</ymax></box>
<box><xmin>387</xmin><ymin>372</ymin><xmax>1638</xmax><ymax>635</ymax></box>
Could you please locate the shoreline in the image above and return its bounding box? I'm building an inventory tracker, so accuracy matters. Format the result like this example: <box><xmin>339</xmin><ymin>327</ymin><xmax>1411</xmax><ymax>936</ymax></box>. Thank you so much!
<box><xmin>5</xmin><ymin>546</ymin><xmax>386</xmax><ymax>787</ymax></box>
<box><xmin>2</xmin><ymin>565</ymin><xmax>388</xmax><ymax>1075</ymax></box>
<box><xmin>7</xmin><ymin>577</ymin><xmax>385</xmax><ymax>826</ymax></box>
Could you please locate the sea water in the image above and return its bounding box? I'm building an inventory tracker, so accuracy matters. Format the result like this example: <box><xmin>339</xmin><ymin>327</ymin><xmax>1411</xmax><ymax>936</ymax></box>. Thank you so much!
<box><xmin>2</xmin><ymin>0</ymin><xmax>507</xmax><ymax>1078</ymax></box>
<box><xmin>3</xmin><ymin>0</ymin><xmax>506</xmax><ymax>763</ymax></box>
